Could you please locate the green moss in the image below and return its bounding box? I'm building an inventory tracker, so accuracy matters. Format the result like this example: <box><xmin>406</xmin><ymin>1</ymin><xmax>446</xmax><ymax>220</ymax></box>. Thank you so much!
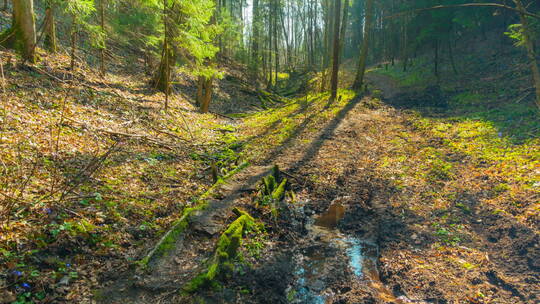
<box><xmin>200</xmin><ymin>161</ymin><xmax>249</xmax><ymax>200</ymax></box>
<box><xmin>183</xmin><ymin>210</ymin><xmax>255</xmax><ymax>293</ymax></box>
<box><xmin>137</xmin><ymin>203</ymin><xmax>207</xmax><ymax>269</ymax></box>
<box><xmin>263</xmin><ymin>175</ymin><xmax>277</xmax><ymax>195</ymax></box>
<box><xmin>271</xmin><ymin>178</ymin><xmax>287</xmax><ymax>201</ymax></box>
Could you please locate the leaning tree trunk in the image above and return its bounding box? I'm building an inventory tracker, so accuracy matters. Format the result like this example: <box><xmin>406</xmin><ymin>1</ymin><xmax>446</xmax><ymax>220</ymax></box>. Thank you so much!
<box><xmin>514</xmin><ymin>0</ymin><xmax>540</xmax><ymax>109</ymax></box>
<box><xmin>0</xmin><ymin>0</ymin><xmax>36</xmax><ymax>63</ymax></box>
<box><xmin>352</xmin><ymin>0</ymin><xmax>373</xmax><ymax>91</ymax></box>
<box><xmin>329</xmin><ymin>0</ymin><xmax>342</xmax><ymax>101</ymax></box>
<box><xmin>43</xmin><ymin>2</ymin><xmax>57</xmax><ymax>53</ymax></box>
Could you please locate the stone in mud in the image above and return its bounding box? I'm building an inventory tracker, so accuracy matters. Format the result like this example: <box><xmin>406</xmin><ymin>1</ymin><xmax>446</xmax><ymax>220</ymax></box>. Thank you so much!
<box><xmin>191</xmin><ymin>200</ymin><xmax>229</xmax><ymax>236</ymax></box>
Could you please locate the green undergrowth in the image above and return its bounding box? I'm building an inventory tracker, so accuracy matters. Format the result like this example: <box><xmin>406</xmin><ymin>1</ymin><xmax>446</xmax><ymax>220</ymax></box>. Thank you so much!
<box><xmin>183</xmin><ymin>208</ymin><xmax>259</xmax><ymax>293</ymax></box>
<box><xmin>370</xmin><ymin>57</ymin><xmax>432</xmax><ymax>88</ymax></box>
<box><xmin>240</xmin><ymin>89</ymin><xmax>356</xmax><ymax>161</ymax></box>
<box><xmin>370</xmin><ymin>52</ymin><xmax>539</xmax><ymax>143</ymax></box>
<box><xmin>370</xmin><ymin>57</ymin><xmax>539</xmax><ymax>227</ymax></box>
<box><xmin>414</xmin><ymin>116</ymin><xmax>539</xmax><ymax>188</ymax></box>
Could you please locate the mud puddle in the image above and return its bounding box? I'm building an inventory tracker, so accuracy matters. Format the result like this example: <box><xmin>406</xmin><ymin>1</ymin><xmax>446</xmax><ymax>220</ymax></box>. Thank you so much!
<box><xmin>287</xmin><ymin>200</ymin><xmax>416</xmax><ymax>304</ymax></box>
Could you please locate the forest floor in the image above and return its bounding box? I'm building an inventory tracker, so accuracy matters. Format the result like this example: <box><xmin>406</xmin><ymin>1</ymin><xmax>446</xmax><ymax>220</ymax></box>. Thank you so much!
<box><xmin>1</xmin><ymin>47</ymin><xmax>539</xmax><ymax>304</ymax></box>
<box><xmin>97</xmin><ymin>68</ymin><xmax>538</xmax><ymax>304</ymax></box>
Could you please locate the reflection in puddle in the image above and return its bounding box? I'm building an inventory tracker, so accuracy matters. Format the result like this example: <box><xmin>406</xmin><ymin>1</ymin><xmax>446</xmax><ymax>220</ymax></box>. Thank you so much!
<box><xmin>290</xmin><ymin>201</ymin><xmax>409</xmax><ymax>304</ymax></box>
<box><xmin>314</xmin><ymin>203</ymin><xmax>345</xmax><ymax>229</ymax></box>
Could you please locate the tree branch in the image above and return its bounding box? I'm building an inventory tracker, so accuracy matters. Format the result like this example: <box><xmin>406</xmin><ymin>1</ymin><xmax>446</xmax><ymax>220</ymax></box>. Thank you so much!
<box><xmin>386</xmin><ymin>3</ymin><xmax>540</xmax><ymax>20</ymax></box>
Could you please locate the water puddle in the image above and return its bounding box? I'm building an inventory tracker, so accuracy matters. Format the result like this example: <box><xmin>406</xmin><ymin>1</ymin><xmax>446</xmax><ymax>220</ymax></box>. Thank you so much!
<box><xmin>288</xmin><ymin>200</ymin><xmax>411</xmax><ymax>304</ymax></box>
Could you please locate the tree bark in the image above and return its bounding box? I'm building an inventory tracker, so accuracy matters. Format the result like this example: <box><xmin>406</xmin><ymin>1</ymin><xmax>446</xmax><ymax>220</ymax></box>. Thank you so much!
<box><xmin>339</xmin><ymin>0</ymin><xmax>350</xmax><ymax>59</ymax></box>
<box><xmin>2</xmin><ymin>0</ymin><xmax>7</xmax><ymax>11</ymax></box>
<box><xmin>273</xmin><ymin>0</ymin><xmax>279</xmax><ymax>86</ymax></box>
<box><xmin>250</xmin><ymin>0</ymin><xmax>260</xmax><ymax>76</ymax></box>
<box><xmin>352</xmin><ymin>0</ymin><xmax>374</xmax><ymax>91</ymax></box>
<box><xmin>200</xmin><ymin>77</ymin><xmax>213</xmax><ymax>113</ymax></box>
<box><xmin>448</xmin><ymin>39</ymin><xmax>457</xmax><ymax>75</ymax></box>
<box><xmin>434</xmin><ymin>39</ymin><xmax>439</xmax><ymax>82</ymax></box>
<box><xmin>70</xmin><ymin>19</ymin><xmax>77</xmax><ymax>70</ymax></box>
<box><xmin>43</xmin><ymin>2</ymin><xmax>57</xmax><ymax>53</ymax></box>
<box><xmin>196</xmin><ymin>76</ymin><xmax>204</xmax><ymax>106</ymax></box>
<box><xmin>99</xmin><ymin>0</ymin><xmax>106</xmax><ymax>75</ymax></box>
<box><xmin>153</xmin><ymin>0</ymin><xmax>175</xmax><ymax>95</ymax></box>
<box><xmin>320</xmin><ymin>0</ymin><xmax>331</xmax><ymax>91</ymax></box>
<box><xmin>0</xmin><ymin>0</ymin><xmax>36</xmax><ymax>63</ymax></box>
<box><xmin>329</xmin><ymin>0</ymin><xmax>342</xmax><ymax>101</ymax></box>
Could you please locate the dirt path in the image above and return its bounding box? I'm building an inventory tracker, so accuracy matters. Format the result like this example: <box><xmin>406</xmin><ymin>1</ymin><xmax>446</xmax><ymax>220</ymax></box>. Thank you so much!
<box><xmin>95</xmin><ymin>73</ymin><xmax>538</xmax><ymax>304</ymax></box>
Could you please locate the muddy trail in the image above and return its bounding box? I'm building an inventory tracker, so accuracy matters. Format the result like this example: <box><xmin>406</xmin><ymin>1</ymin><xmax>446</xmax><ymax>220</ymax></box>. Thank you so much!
<box><xmin>96</xmin><ymin>74</ymin><xmax>539</xmax><ymax>304</ymax></box>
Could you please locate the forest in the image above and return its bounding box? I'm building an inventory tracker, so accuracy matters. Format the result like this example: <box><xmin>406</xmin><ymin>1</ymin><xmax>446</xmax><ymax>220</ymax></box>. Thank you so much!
<box><xmin>0</xmin><ymin>0</ymin><xmax>539</xmax><ymax>303</ymax></box>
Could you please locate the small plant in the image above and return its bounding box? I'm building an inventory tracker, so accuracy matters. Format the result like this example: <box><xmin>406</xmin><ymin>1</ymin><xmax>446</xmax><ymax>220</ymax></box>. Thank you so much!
<box><xmin>428</xmin><ymin>158</ymin><xmax>454</xmax><ymax>181</ymax></box>
<box><xmin>493</xmin><ymin>183</ymin><xmax>510</xmax><ymax>194</ymax></box>
<box><xmin>254</xmin><ymin>166</ymin><xmax>288</xmax><ymax>220</ymax></box>
<box><xmin>433</xmin><ymin>222</ymin><xmax>463</xmax><ymax>246</ymax></box>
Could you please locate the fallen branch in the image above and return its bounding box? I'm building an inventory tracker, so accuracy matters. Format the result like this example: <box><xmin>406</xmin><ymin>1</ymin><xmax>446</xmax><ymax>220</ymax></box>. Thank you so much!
<box><xmin>211</xmin><ymin>111</ymin><xmax>236</xmax><ymax>120</ymax></box>
<box><xmin>64</xmin><ymin>117</ymin><xmax>190</xmax><ymax>149</ymax></box>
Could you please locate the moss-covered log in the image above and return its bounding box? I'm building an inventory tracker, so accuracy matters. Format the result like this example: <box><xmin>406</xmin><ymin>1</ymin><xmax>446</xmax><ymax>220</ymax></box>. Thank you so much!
<box><xmin>183</xmin><ymin>209</ymin><xmax>255</xmax><ymax>293</ymax></box>
<box><xmin>138</xmin><ymin>162</ymin><xmax>249</xmax><ymax>270</ymax></box>
<box><xmin>138</xmin><ymin>203</ymin><xmax>207</xmax><ymax>268</ymax></box>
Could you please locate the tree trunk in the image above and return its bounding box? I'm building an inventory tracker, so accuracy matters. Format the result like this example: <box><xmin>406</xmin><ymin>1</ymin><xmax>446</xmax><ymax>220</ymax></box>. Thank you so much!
<box><xmin>2</xmin><ymin>0</ymin><xmax>7</xmax><ymax>11</ymax></box>
<box><xmin>196</xmin><ymin>76</ymin><xmax>204</xmax><ymax>106</ymax></box>
<box><xmin>434</xmin><ymin>39</ymin><xmax>439</xmax><ymax>83</ymax></box>
<box><xmin>99</xmin><ymin>0</ymin><xmax>106</xmax><ymax>75</ymax></box>
<box><xmin>352</xmin><ymin>0</ymin><xmax>374</xmax><ymax>91</ymax></box>
<box><xmin>339</xmin><ymin>0</ymin><xmax>350</xmax><ymax>59</ymax></box>
<box><xmin>329</xmin><ymin>0</ymin><xmax>342</xmax><ymax>101</ymax></box>
<box><xmin>320</xmin><ymin>0</ymin><xmax>331</xmax><ymax>91</ymax></box>
<box><xmin>514</xmin><ymin>0</ymin><xmax>540</xmax><ymax>109</ymax></box>
<box><xmin>153</xmin><ymin>0</ymin><xmax>175</xmax><ymax>95</ymax></box>
<box><xmin>43</xmin><ymin>2</ymin><xmax>57</xmax><ymax>53</ymax></box>
<box><xmin>200</xmin><ymin>77</ymin><xmax>213</xmax><ymax>113</ymax></box>
<box><xmin>0</xmin><ymin>0</ymin><xmax>36</xmax><ymax>63</ymax></box>
<box><xmin>250</xmin><ymin>0</ymin><xmax>260</xmax><ymax>75</ymax></box>
<box><xmin>70</xmin><ymin>19</ymin><xmax>77</xmax><ymax>70</ymax></box>
<box><xmin>448</xmin><ymin>39</ymin><xmax>457</xmax><ymax>75</ymax></box>
<box><xmin>273</xmin><ymin>0</ymin><xmax>279</xmax><ymax>86</ymax></box>
<box><xmin>153</xmin><ymin>44</ymin><xmax>175</xmax><ymax>94</ymax></box>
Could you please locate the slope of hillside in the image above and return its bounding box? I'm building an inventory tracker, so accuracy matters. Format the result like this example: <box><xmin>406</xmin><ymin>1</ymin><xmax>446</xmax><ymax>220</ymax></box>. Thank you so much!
<box><xmin>0</xmin><ymin>46</ymin><xmax>267</xmax><ymax>302</ymax></box>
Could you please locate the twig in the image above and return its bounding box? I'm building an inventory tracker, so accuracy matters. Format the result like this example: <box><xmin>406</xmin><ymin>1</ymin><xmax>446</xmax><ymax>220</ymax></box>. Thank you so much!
<box><xmin>171</xmin><ymin>106</ymin><xmax>194</xmax><ymax>141</ymax></box>
<box><xmin>0</xmin><ymin>51</ymin><xmax>5</xmax><ymax>93</ymax></box>
<box><xmin>514</xmin><ymin>91</ymin><xmax>533</xmax><ymax>103</ymax></box>
<box><xmin>153</xmin><ymin>128</ymin><xmax>189</xmax><ymax>142</ymax></box>
<box><xmin>57</xmin><ymin>141</ymin><xmax>120</xmax><ymax>203</ymax></box>
<box><xmin>211</xmin><ymin>111</ymin><xmax>236</xmax><ymax>120</ymax></box>
<box><xmin>280</xmin><ymin>169</ymin><xmax>303</xmax><ymax>182</ymax></box>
